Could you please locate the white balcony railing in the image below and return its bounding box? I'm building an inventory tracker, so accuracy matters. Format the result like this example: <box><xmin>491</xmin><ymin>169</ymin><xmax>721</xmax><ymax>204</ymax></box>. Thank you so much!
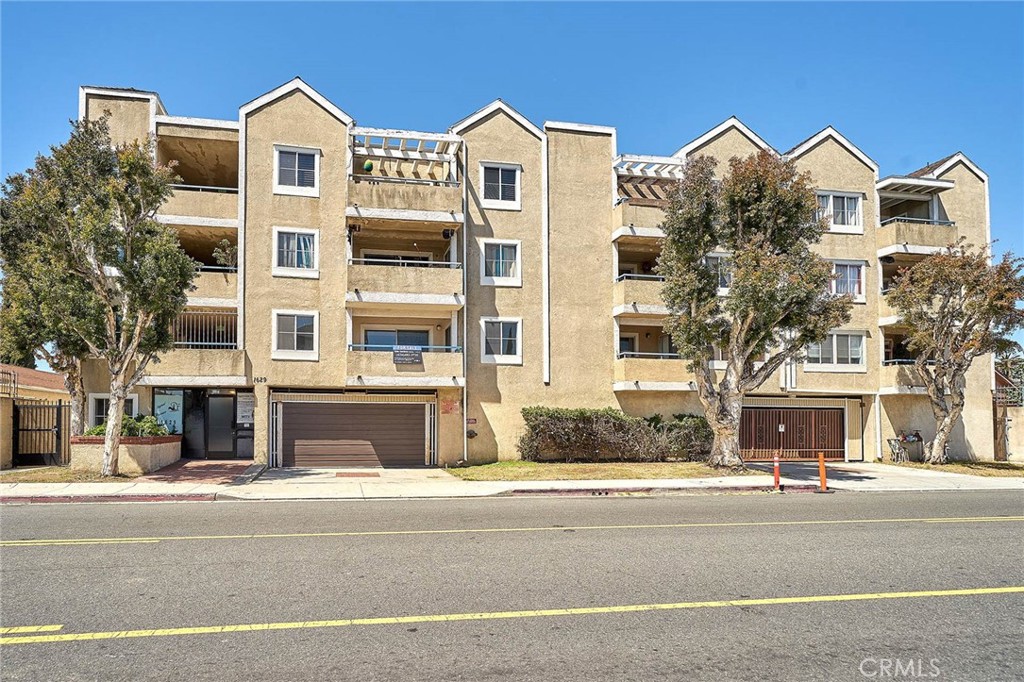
<box><xmin>173</xmin><ymin>310</ymin><xmax>237</xmax><ymax>350</ymax></box>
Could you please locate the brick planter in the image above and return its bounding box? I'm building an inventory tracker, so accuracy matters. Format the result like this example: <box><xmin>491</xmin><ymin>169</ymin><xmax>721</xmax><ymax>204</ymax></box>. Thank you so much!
<box><xmin>70</xmin><ymin>436</ymin><xmax>182</xmax><ymax>475</ymax></box>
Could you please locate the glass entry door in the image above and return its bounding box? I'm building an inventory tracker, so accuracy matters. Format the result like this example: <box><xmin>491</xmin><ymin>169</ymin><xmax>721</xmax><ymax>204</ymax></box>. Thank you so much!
<box><xmin>206</xmin><ymin>393</ymin><xmax>236</xmax><ymax>458</ymax></box>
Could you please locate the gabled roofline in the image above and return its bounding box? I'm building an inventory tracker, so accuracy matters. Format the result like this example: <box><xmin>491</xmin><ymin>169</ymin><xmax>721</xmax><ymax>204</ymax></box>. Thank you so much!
<box><xmin>79</xmin><ymin>85</ymin><xmax>167</xmax><ymax>119</ymax></box>
<box><xmin>785</xmin><ymin>126</ymin><xmax>878</xmax><ymax>172</ymax></box>
<box><xmin>543</xmin><ymin>120</ymin><xmax>616</xmax><ymax>136</ymax></box>
<box><xmin>920</xmin><ymin>152</ymin><xmax>988</xmax><ymax>183</ymax></box>
<box><xmin>239</xmin><ymin>77</ymin><xmax>353</xmax><ymax>125</ymax></box>
<box><xmin>673</xmin><ymin>116</ymin><xmax>774</xmax><ymax>158</ymax></box>
<box><xmin>449</xmin><ymin>99</ymin><xmax>544</xmax><ymax>140</ymax></box>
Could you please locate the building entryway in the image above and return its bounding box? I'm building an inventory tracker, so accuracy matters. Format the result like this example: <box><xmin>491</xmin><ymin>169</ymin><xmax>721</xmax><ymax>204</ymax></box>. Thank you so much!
<box><xmin>153</xmin><ymin>388</ymin><xmax>254</xmax><ymax>460</ymax></box>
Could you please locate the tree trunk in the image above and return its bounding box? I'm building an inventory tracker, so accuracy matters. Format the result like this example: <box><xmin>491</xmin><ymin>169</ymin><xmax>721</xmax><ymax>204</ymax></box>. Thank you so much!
<box><xmin>63</xmin><ymin>362</ymin><xmax>86</xmax><ymax>437</ymax></box>
<box><xmin>925</xmin><ymin>409</ymin><xmax>961</xmax><ymax>464</ymax></box>
<box><xmin>707</xmin><ymin>394</ymin><xmax>744</xmax><ymax>468</ymax></box>
<box><xmin>100</xmin><ymin>377</ymin><xmax>128</xmax><ymax>477</ymax></box>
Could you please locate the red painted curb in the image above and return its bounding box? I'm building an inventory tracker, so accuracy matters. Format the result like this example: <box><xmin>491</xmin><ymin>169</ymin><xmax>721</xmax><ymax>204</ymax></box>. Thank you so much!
<box><xmin>0</xmin><ymin>494</ymin><xmax>217</xmax><ymax>504</ymax></box>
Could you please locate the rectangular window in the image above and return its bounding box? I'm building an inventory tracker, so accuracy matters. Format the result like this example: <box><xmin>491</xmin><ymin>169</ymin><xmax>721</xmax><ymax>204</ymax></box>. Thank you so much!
<box><xmin>479</xmin><ymin>239</ymin><xmax>522</xmax><ymax>286</ymax></box>
<box><xmin>273</xmin><ymin>228</ymin><xmax>318</xmax><ymax>277</ymax></box>
<box><xmin>816</xmin><ymin>193</ymin><xmax>862</xmax><ymax>233</ymax></box>
<box><xmin>481</xmin><ymin>318</ymin><xmax>522</xmax><ymax>364</ymax></box>
<box><xmin>806</xmin><ymin>333</ymin><xmax>864</xmax><ymax>369</ymax></box>
<box><xmin>274</xmin><ymin>145</ymin><xmax>320</xmax><ymax>197</ymax></box>
<box><xmin>832</xmin><ymin>262</ymin><xmax>864</xmax><ymax>299</ymax></box>
<box><xmin>273</xmin><ymin>311</ymin><xmax>318</xmax><ymax>360</ymax></box>
<box><xmin>90</xmin><ymin>395</ymin><xmax>138</xmax><ymax>428</ymax></box>
<box><xmin>480</xmin><ymin>163</ymin><xmax>521</xmax><ymax>210</ymax></box>
<box><xmin>705</xmin><ymin>255</ymin><xmax>732</xmax><ymax>291</ymax></box>
<box><xmin>618</xmin><ymin>335</ymin><xmax>637</xmax><ymax>355</ymax></box>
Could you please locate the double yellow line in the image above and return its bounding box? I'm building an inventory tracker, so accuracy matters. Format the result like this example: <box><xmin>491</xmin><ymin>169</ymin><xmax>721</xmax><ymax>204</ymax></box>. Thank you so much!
<box><xmin>2</xmin><ymin>586</ymin><xmax>1022</xmax><ymax>646</ymax></box>
<box><xmin>4</xmin><ymin>515</ymin><xmax>1023</xmax><ymax>548</ymax></box>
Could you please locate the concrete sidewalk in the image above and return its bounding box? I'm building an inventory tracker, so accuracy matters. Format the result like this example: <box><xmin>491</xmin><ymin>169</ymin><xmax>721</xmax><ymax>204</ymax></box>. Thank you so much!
<box><xmin>0</xmin><ymin>461</ymin><xmax>1020</xmax><ymax>502</ymax></box>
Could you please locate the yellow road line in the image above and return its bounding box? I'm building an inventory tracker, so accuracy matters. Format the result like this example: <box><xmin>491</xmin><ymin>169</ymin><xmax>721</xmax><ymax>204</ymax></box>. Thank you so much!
<box><xmin>0</xmin><ymin>625</ymin><xmax>62</xmax><ymax>635</ymax></box>
<box><xmin>1</xmin><ymin>586</ymin><xmax>1021</xmax><ymax>646</ymax></box>
<box><xmin>2</xmin><ymin>515</ymin><xmax>1022</xmax><ymax>547</ymax></box>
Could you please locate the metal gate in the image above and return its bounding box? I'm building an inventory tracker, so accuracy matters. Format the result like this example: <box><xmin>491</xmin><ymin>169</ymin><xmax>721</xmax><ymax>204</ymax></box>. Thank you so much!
<box><xmin>740</xmin><ymin>407</ymin><xmax>845</xmax><ymax>461</ymax></box>
<box><xmin>13</xmin><ymin>401</ymin><xmax>71</xmax><ymax>466</ymax></box>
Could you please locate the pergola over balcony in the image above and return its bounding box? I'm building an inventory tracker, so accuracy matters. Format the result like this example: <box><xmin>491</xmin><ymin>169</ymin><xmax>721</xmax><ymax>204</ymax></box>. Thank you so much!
<box><xmin>614</xmin><ymin>154</ymin><xmax>685</xmax><ymax>207</ymax></box>
<box><xmin>350</xmin><ymin>127</ymin><xmax>463</xmax><ymax>187</ymax></box>
<box><xmin>876</xmin><ymin>175</ymin><xmax>955</xmax><ymax>226</ymax></box>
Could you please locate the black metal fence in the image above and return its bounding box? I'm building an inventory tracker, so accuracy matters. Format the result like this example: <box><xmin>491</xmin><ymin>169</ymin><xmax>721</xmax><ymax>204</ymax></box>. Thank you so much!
<box><xmin>12</xmin><ymin>400</ymin><xmax>71</xmax><ymax>466</ymax></box>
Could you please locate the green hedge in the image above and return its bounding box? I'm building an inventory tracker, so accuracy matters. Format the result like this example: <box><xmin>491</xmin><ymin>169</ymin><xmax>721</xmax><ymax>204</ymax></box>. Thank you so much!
<box><xmin>84</xmin><ymin>415</ymin><xmax>169</xmax><ymax>438</ymax></box>
<box><xmin>518</xmin><ymin>407</ymin><xmax>712</xmax><ymax>463</ymax></box>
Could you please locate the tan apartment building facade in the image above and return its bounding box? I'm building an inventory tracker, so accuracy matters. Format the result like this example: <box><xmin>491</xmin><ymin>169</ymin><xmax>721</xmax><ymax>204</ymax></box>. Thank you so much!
<box><xmin>76</xmin><ymin>78</ymin><xmax>996</xmax><ymax>467</ymax></box>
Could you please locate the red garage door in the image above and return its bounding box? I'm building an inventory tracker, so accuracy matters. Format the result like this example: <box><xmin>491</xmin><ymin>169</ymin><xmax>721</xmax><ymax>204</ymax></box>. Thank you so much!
<box><xmin>740</xmin><ymin>407</ymin><xmax>845</xmax><ymax>460</ymax></box>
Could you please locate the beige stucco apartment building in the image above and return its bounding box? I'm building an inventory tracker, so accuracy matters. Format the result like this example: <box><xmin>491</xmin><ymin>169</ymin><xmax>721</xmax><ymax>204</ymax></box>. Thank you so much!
<box><xmin>76</xmin><ymin>78</ymin><xmax>996</xmax><ymax>467</ymax></box>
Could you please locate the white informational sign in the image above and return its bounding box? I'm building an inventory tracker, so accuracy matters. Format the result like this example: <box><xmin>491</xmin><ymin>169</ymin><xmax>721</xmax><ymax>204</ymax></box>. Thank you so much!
<box><xmin>236</xmin><ymin>393</ymin><xmax>256</xmax><ymax>425</ymax></box>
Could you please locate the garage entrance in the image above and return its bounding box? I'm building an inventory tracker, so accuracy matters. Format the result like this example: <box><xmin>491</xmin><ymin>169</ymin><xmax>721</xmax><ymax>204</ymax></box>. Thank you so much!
<box><xmin>740</xmin><ymin>407</ymin><xmax>845</xmax><ymax>461</ymax></box>
<box><xmin>270</xmin><ymin>394</ymin><xmax>436</xmax><ymax>468</ymax></box>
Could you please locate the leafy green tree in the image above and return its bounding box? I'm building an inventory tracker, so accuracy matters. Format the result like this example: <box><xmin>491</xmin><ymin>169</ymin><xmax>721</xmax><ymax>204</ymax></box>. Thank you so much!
<box><xmin>659</xmin><ymin>151</ymin><xmax>852</xmax><ymax>468</ymax></box>
<box><xmin>1</xmin><ymin>118</ymin><xmax>196</xmax><ymax>474</ymax></box>
<box><xmin>887</xmin><ymin>242</ymin><xmax>1024</xmax><ymax>463</ymax></box>
<box><xmin>1</xmin><ymin>176</ymin><xmax>93</xmax><ymax>433</ymax></box>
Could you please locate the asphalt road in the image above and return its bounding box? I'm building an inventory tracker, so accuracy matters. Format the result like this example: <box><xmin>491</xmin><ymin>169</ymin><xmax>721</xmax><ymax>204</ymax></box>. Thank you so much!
<box><xmin>1</xmin><ymin>491</ymin><xmax>1022</xmax><ymax>681</ymax></box>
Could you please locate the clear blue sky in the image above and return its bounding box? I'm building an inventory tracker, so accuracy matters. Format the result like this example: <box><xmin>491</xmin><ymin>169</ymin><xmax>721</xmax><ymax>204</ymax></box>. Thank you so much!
<box><xmin>3</xmin><ymin>2</ymin><xmax>1022</xmax><ymax>262</ymax></box>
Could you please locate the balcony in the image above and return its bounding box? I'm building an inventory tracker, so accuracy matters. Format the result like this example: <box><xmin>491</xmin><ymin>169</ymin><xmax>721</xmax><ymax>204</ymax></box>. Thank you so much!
<box><xmin>613</xmin><ymin>201</ymin><xmax>668</xmax><ymax>232</ymax></box>
<box><xmin>192</xmin><ymin>267</ymin><xmax>237</xmax><ymax>300</ymax></box>
<box><xmin>346</xmin><ymin>346</ymin><xmax>464</xmax><ymax>387</ymax></box>
<box><xmin>613</xmin><ymin>274</ymin><xmax>666</xmax><ymax>310</ymax></box>
<box><xmin>348</xmin><ymin>259</ymin><xmax>463</xmax><ymax>298</ymax></box>
<box><xmin>613</xmin><ymin>353</ymin><xmax>694</xmax><ymax>389</ymax></box>
<box><xmin>879</xmin><ymin>361</ymin><xmax>928</xmax><ymax>393</ymax></box>
<box><xmin>876</xmin><ymin>217</ymin><xmax>957</xmax><ymax>254</ymax></box>
<box><xmin>347</xmin><ymin>127</ymin><xmax>463</xmax><ymax>222</ymax></box>
<box><xmin>173</xmin><ymin>309</ymin><xmax>237</xmax><ymax>350</ymax></box>
<box><xmin>161</xmin><ymin>185</ymin><xmax>238</xmax><ymax>222</ymax></box>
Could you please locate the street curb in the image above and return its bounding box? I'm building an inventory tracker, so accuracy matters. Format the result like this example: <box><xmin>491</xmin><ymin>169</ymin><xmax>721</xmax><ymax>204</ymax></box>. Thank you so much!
<box><xmin>228</xmin><ymin>463</ymin><xmax>267</xmax><ymax>487</ymax></box>
<box><xmin>500</xmin><ymin>484</ymin><xmax>826</xmax><ymax>497</ymax></box>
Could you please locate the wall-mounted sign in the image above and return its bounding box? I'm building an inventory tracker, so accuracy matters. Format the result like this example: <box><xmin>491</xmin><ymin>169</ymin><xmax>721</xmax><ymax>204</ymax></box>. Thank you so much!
<box><xmin>237</xmin><ymin>393</ymin><xmax>256</xmax><ymax>425</ymax></box>
<box><xmin>393</xmin><ymin>345</ymin><xmax>424</xmax><ymax>365</ymax></box>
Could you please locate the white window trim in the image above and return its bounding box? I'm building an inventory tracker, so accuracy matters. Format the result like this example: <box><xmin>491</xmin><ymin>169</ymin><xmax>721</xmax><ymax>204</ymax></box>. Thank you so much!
<box><xmin>480</xmin><ymin>317</ymin><xmax>523</xmax><ymax>365</ymax></box>
<box><xmin>479</xmin><ymin>161</ymin><xmax>522</xmax><ymax>211</ymax></box>
<box><xmin>87</xmin><ymin>393</ymin><xmax>139</xmax><ymax>427</ymax></box>
<box><xmin>830</xmin><ymin>259</ymin><xmax>867</xmax><ymax>304</ymax></box>
<box><xmin>273</xmin><ymin>144</ymin><xmax>321</xmax><ymax>198</ymax></box>
<box><xmin>272</xmin><ymin>226</ymin><xmax>320</xmax><ymax>279</ymax></box>
<box><xmin>803</xmin><ymin>331</ymin><xmax>867</xmax><ymax>373</ymax></box>
<box><xmin>272</xmin><ymin>309</ymin><xmax>320</xmax><ymax>361</ymax></box>
<box><xmin>707</xmin><ymin>252</ymin><xmax>732</xmax><ymax>296</ymax></box>
<box><xmin>817</xmin><ymin>190</ymin><xmax>864</xmax><ymax>235</ymax></box>
<box><xmin>360</xmin><ymin>323</ymin><xmax>436</xmax><ymax>349</ymax></box>
<box><xmin>479</xmin><ymin>238</ymin><xmax>522</xmax><ymax>287</ymax></box>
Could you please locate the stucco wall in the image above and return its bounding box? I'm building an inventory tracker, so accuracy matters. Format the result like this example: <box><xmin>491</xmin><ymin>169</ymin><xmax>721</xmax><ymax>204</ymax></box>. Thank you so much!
<box><xmin>70</xmin><ymin>437</ymin><xmax>181</xmax><ymax>475</ymax></box>
<box><xmin>84</xmin><ymin>95</ymin><xmax>150</xmax><ymax>145</ymax></box>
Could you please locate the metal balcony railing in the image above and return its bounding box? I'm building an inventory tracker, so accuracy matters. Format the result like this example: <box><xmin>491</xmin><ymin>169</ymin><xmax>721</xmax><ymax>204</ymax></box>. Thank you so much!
<box><xmin>880</xmin><ymin>216</ymin><xmax>956</xmax><ymax>227</ymax></box>
<box><xmin>173</xmin><ymin>310</ymin><xmax>237</xmax><ymax>350</ymax></box>
<box><xmin>350</xmin><ymin>174</ymin><xmax>460</xmax><ymax>188</ymax></box>
<box><xmin>169</xmin><ymin>183</ymin><xmax>238</xmax><ymax>194</ymax></box>
<box><xmin>616</xmin><ymin>351</ymin><xmax>680</xmax><ymax>360</ymax></box>
<box><xmin>197</xmin><ymin>264</ymin><xmax>238</xmax><ymax>273</ymax></box>
<box><xmin>348</xmin><ymin>258</ymin><xmax>461</xmax><ymax>269</ymax></box>
<box><xmin>348</xmin><ymin>344</ymin><xmax>462</xmax><ymax>353</ymax></box>
<box><xmin>615</xmin><ymin>273</ymin><xmax>664</xmax><ymax>282</ymax></box>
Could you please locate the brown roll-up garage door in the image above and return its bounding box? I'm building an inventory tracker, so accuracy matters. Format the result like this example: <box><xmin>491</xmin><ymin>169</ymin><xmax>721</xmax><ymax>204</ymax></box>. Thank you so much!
<box><xmin>281</xmin><ymin>402</ymin><xmax>425</xmax><ymax>467</ymax></box>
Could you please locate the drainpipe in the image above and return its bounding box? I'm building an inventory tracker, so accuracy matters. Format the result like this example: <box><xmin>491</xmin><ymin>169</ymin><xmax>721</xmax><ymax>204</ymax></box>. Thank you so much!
<box><xmin>873</xmin><ymin>393</ymin><xmax>883</xmax><ymax>462</ymax></box>
<box><xmin>461</xmin><ymin>141</ymin><xmax>469</xmax><ymax>463</ymax></box>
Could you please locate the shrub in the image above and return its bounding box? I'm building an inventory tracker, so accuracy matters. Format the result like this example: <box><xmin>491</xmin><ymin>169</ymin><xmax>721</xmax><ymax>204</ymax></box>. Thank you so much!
<box><xmin>84</xmin><ymin>415</ymin><xmax>170</xmax><ymax>438</ymax></box>
<box><xmin>519</xmin><ymin>407</ymin><xmax>711</xmax><ymax>462</ymax></box>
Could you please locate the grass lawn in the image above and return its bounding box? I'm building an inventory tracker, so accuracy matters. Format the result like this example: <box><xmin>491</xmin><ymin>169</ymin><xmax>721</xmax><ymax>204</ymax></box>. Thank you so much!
<box><xmin>889</xmin><ymin>461</ymin><xmax>1024</xmax><ymax>478</ymax></box>
<box><xmin>446</xmin><ymin>460</ymin><xmax>757</xmax><ymax>481</ymax></box>
<box><xmin>0</xmin><ymin>467</ymin><xmax>139</xmax><ymax>483</ymax></box>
